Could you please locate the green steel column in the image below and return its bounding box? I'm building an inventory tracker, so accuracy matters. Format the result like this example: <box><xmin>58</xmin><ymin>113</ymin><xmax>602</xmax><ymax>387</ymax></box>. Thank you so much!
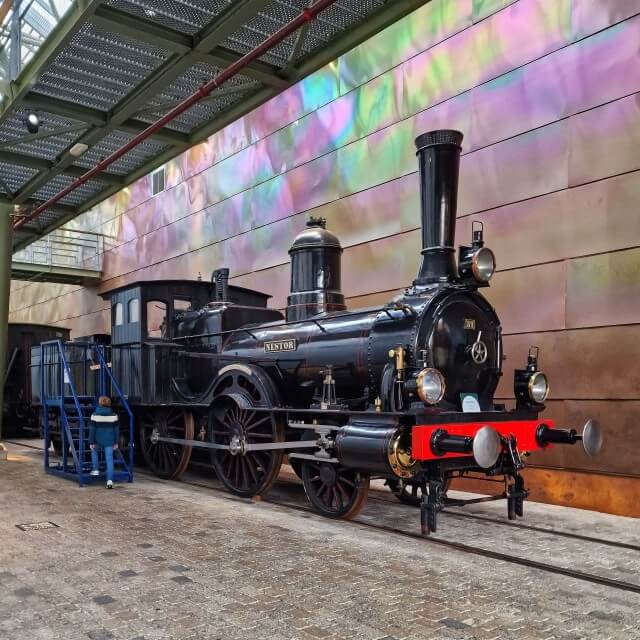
<box><xmin>0</xmin><ymin>203</ymin><xmax>13</xmax><ymax>442</ymax></box>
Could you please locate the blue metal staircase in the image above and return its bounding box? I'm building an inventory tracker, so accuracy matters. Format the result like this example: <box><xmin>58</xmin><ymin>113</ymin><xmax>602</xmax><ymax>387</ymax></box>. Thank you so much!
<box><xmin>40</xmin><ymin>340</ymin><xmax>134</xmax><ymax>486</ymax></box>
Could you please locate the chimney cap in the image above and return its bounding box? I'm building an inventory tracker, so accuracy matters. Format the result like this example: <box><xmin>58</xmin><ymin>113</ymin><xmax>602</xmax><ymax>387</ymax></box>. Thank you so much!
<box><xmin>415</xmin><ymin>129</ymin><xmax>463</xmax><ymax>153</ymax></box>
<box><xmin>289</xmin><ymin>218</ymin><xmax>342</xmax><ymax>253</ymax></box>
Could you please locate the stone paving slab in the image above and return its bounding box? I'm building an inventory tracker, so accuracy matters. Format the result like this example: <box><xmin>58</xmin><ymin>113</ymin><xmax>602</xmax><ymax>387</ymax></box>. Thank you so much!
<box><xmin>1</xmin><ymin>444</ymin><xmax>639</xmax><ymax>640</ymax></box>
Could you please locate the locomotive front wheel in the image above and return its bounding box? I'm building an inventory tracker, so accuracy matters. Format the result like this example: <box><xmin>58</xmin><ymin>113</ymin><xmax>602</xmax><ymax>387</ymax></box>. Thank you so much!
<box><xmin>209</xmin><ymin>368</ymin><xmax>284</xmax><ymax>498</ymax></box>
<box><xmin>301</xmin><ymin>462</ymin><xmax>369</xmax><ymax>519</ymax></box>
<box><xmin>139</xmin><ymin>408</ymin><xmax>194</xmax><ymax>480</ymax></box>
<box><xmin>387</xmin><ymin>477</ymin><xmax>452</xmax><ymax>508</ymax></box>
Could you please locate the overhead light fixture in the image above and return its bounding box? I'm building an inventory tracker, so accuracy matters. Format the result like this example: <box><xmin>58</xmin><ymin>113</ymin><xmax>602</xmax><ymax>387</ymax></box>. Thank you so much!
<box><xmin>25</xmin><ymin>112</ymin><xmax>40</xmax><ymax>134</ymax></box>
<box><xmin>69</xmin><ymin>142</ymin><xmax>89</xmax><ymax>157</ymax></box>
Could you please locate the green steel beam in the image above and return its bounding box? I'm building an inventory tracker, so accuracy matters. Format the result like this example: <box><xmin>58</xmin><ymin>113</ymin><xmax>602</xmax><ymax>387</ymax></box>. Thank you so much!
<box><xmin>90</xmin><ymin>3</ymin><xmax>289</xmax><ymax>89</ymax></box>
<box><xmin>193</xmin><ymin>0</ymin><xmax>272</xmax><ymax>52</ymax></box>
<box><xmin>0</xmin><ymin>123</ymin><xmax>88</xmax><ymax>149</ymax></box>
<box><xmin>12</xmin><ymin>0</ymin><xmax>431</xmax><ymax>250</ymax></box>
<box><xmin>0</xmin><ymin>149</ymin><xmax>122</xmax><ymax>185</ymax></box>
<box><xmin>10</xmin><ymin>261</ymin><xmax>102</xmax><ymax>284</ymax></box>
<box><xmin>92</xmin><ymin>4</ymin><xmax>191</xmax><ymax>53</ymax></box>
<box><xmin>0</xmin><ymin>0</ymin><xmax>103</xmax><ymax>119</ymax></box>
<box><xmin>200</xmin><ymin>49</ymin><xmax>289</xmax><ymax>89</ymax></box>
<box><xmin>22</xmin><ymin>93</ymin><xmax>188</xmax><ymax>144</ymax></box>
<box><xmin>0</xmin><ymin>203</ymin><xmax>12</xmax><ymax>440</ymax></box>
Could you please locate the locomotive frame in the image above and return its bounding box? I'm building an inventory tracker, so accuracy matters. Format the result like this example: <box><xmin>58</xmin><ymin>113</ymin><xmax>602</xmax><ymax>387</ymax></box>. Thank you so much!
<box><xmin>36</xmin><ymin>128</ymin><xmax>602</xmax><ymax>534</ymax></box>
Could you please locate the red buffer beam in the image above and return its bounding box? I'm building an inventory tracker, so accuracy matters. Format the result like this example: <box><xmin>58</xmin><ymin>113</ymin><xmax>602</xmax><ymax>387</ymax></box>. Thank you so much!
<box><xmin>13</xmin><ymin>0</ymin><xmax>337</xmax><ymax>230</ymax></box>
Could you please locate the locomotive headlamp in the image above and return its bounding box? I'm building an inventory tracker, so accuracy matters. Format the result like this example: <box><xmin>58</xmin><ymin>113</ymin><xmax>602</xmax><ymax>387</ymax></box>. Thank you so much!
<box><xmin>514</xmin><ymin>346</ymin><xmax>549</xmax><ymax>405</ymax></box>
<box><xmin>458</xmin><ymin>222</ymin><xmax>496</xmax><ymax>284</ymax></box>
<box><xmin>416</xmin><ymin>368</ymin><xmax>446</xmax><ymax>405</ymax></box>
<box><xmin>528</xmin><ymin>371</ymin><xmax>549</xmax><ymax>403</ymax></box>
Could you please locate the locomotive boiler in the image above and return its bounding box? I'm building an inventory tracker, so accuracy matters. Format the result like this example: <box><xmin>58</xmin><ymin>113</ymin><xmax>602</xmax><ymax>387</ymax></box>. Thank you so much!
<box><xmin>91</xmin><ymin>128</ymin><xmax>603</xmax><ymax>534</ymax></box>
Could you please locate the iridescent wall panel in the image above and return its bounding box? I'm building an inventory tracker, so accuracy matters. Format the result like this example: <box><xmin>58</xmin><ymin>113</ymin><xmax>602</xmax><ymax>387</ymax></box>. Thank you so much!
<box><xmin>569</xmin><ymin>93</ymin><xmax>640</xmax><ymax>187</ymax></box>
<box><xmin>566</xmin><ymin>248</ymin><xmax>640</xmax><ymax>329</ymax></box>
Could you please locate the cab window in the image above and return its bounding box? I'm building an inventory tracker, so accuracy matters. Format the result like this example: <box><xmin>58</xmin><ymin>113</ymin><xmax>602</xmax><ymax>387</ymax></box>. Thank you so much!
<box><xmin>114</xmin><ymin>302</ymin><xmax>124</xmax><ymax>326</ymax></box>
<box><xmin>128</xmin><ymin>298</ymin><xmax>140</xmax><ymax>323</ymax></box>
<box><xmin>146</xmin><ymin>300</ymin><xmax>167</xmax><ymax>338</ymax></box>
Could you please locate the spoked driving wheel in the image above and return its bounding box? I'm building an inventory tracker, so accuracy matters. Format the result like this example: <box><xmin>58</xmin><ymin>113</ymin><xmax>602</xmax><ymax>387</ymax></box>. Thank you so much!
<box><xmin>302</xmin><ymin>461</ymin><xmax>369</xmax><ymax>519</ymax></box>
<box><xmin>139</xmin><ymin>408</ymin><xmax>194</xmax><ymax>479</ymax></box>
<box><xmin>210</xmin><ymin>366</ymin><xmax>284</xmax><ymax>498</ymax></box>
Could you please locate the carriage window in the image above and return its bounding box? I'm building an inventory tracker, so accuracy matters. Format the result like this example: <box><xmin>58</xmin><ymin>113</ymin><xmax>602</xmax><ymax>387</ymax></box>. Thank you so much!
<box><xmin>114</xmin><ymin>303</ymin><xmax>124</xmax><ymax>326</ymax></box>
<box><xmin>146</xmin><ymin>300</ymin><xmax>167</xmax><ymax>338</ymax></box>
<box><xmin>128</xmin><ymin>298</ymin><xmax>140</xmax><ymax>323</ymax></box>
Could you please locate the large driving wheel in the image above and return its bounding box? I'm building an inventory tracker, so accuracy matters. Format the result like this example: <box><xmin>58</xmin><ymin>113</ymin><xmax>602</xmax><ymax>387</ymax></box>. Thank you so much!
<box><xmin>302</xmin><ymin>461</ymin><xmax>369</xmax><ymax>519</ymax></box>
<box><xmin>139</xmin><ymin>408</ymin><xmax>194</xmax><ymax>479</ymax></box>
<box><xmin>210</xmin><ymin>366</ymin><xmax>284</xmax><ymax>498</ymax></box>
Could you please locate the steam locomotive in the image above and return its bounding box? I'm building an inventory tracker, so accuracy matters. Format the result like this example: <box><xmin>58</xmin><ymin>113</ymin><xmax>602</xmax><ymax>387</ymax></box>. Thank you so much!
<box><xmin>45</xmin><ymin>129</ymin><xmax>603</xmax><ymax>534</ymax></box>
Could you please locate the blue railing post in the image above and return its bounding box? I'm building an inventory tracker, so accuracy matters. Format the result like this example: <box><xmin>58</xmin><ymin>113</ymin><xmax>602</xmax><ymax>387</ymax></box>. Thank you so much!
<box><xmin>41</xmin><ymin>343</ymin><xmax>48</xmax><ymax>472</ymax></box>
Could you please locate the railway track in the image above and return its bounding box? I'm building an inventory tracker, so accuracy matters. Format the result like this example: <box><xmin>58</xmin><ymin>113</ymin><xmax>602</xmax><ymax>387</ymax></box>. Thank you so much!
<box><xmin>8</xmin><ymin>439</ymin><xmax>640</xmax><ymax>595</ymax></box>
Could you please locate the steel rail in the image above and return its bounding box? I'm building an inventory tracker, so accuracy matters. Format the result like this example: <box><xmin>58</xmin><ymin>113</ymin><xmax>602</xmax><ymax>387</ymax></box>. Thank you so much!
<box><xmin>13</xmin><ymin>0</ymin><xmax>337</xmax><ymax>230</ymax></box>
<box><xmin>9</xmin><ymin>439</ymin><xmax>640</xmax><ymax>591</ymax></box>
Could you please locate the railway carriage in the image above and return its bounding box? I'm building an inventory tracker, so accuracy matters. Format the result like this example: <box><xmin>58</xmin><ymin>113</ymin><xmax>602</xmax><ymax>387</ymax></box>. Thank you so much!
<box><xmin>3</xmin><ymin>323</ymin><xmax>70</xmax><ymax>437</ymax></box>
<box><xmin>39</xmin><ymin>129</ymin><xmax>603</xmax><ymax>534</ymax></box>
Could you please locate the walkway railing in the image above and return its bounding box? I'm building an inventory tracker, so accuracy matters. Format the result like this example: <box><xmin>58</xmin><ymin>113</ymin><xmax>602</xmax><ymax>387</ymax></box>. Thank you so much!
<box><xmin>13</xmin><ymin>229</ymin><xmax>104</xmax><ymax>272</ymax></box>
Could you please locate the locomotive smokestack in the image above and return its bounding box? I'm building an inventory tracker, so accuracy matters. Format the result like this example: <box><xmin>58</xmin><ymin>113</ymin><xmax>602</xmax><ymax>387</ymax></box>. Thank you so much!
<box><xmin>213</xmin><ymin>268</ymin><xmax>229</xmax><ymax>302</ymax></box>
<box><xmin>413</xmin><ymin>129</ymin><xmax>463</xmax><ymax>286</ymax></box>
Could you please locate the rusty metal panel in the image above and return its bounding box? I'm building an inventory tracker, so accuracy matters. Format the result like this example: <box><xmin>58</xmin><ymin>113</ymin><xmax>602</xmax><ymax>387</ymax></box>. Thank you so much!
<box><xmin>529</xmin><ymin>400</ymin><xmax>640</xmax><ymax>477</ymax></box>
<box><xmin>569</xmin><ymin>93</ymin><xmax>640</xmax><ymax>187</ymax></box>
<box><xmin>498</xmin><ymin>326</ymin><xmax>640</xmax><ymax>400</ymax></box>
<box><xmin>484</xmin><ymin>261</ymin><xmax>566</xmax><ymax>335</ymax></box>
<box><xmin>566</xmin><ymin>248</ymin><xmax>640</xmax><ymax>329</ymax></box>
<box><xmin>464</xmin><ymin>170</ymin><xmax>640</xmax><ymax>270</ymax></box>
<box><xmin>452</xmin><ymin>467</ymin><xmax>640</xmax><ymax>516</ymax></box>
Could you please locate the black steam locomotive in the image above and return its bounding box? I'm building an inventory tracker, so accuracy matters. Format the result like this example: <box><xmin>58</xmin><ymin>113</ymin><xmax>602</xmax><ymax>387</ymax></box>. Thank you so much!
<box><xmin>69</xmin><ymin>129</ymin><xmax>601</xmax><ymax>533</ymax></box>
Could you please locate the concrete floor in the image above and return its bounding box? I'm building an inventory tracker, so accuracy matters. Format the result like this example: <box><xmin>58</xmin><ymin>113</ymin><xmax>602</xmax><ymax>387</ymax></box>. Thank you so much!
<box><xmin>1</xmin><ymin>442</ymin><xmax>639</xmax><ymax>640</ymax></box>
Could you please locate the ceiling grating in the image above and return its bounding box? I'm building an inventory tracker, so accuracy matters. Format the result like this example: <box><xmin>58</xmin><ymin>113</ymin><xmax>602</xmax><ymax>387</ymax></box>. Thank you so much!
<box><xmin>72</xmin><ymin>130</ymin><xmax>170</xmax><ymax>175</ymax></box>
<box><xmin>33</xmin><ymin>23</ymin><xmax>170</xmax><ymax>112</ymax></box>
<box><xmin>0</xmin><ymin>163</ymin><xmax>39</xmax><ymax>194</ymax></box>
<box><xmin>105</xmin><ymin>0</ymin><xmax>234</xmax><ymax>36</ymax></box>
<box><xmin>1</xmin><ymin>0</ymin><xmax>429</xmax><ymax>251</ymax></box>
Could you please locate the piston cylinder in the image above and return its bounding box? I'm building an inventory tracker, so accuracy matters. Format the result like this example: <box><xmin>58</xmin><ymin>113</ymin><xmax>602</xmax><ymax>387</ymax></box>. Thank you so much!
<box><xmin>334</xmin><ymin>419</ymin><xmax>418</xmax><ymax>478</ymax></box>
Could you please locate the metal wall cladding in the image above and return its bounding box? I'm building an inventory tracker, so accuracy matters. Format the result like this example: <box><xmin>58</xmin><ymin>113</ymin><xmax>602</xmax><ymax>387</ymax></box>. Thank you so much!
<box><xmin>461</xmin><ymin>171</ymin><xmax>640</xmax><ymax>271</ymax></box>
<box><xmin>483</xmin><ymin>262</ymin><xmax>567</xmax><ymax>335</ymax></box>
<box><xmin>8</xmin><ymin>0</ymin><xmax>640</xmax><ymax>485</ymax></box>
<box><xmin>566</xmin><ymin>248</ymin><xmax>640</xmax><ymax>328</ymax></box>
<box><xmin>528</xmin><ymin>400</ymin><xmax>640</xmax><ymax>476</ymax></box>
<box><xmin>497</xmin><ymin>326</ymin><xmax>640</xmax><ymax>400</ymax></box>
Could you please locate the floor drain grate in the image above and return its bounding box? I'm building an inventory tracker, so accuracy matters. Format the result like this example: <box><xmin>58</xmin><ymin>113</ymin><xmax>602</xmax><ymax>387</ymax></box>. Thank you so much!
<box><xmin>16</xmin><ymin>521</ymin><xmax>59</xmax><ymax>531</ymax></box>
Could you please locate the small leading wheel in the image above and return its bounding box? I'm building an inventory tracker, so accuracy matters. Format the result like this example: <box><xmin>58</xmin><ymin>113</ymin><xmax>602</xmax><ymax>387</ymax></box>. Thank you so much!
<box><xmin>301</xmin><ymin>461</ymin><xmax>369</xmax><ymax>519</ymax></box>
<box><xmin>387</xmin><ymin>479</ymin><xmax>425</xmax><ymax>507</ymax></box>
<box><xmin>210</xmin><ymin>366</ymin><xmax>284</xmax><ymax>498</ymax></box>
<box><xmin>139</xmin><ymin>408</ymin><xmax>194</xmax><ymax>479</ymax></box>
<box><xmin>387</xmin><ymin>477</ymin><xmax>452</xmax><ymax>507</ymax></box>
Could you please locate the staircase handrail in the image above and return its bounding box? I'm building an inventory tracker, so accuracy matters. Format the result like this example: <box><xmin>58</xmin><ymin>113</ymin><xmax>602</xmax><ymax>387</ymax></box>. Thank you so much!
<box><xmin>40</xmin><ymin>339</ymin><xmax>86</xmax><ymax>471</ymax></box>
